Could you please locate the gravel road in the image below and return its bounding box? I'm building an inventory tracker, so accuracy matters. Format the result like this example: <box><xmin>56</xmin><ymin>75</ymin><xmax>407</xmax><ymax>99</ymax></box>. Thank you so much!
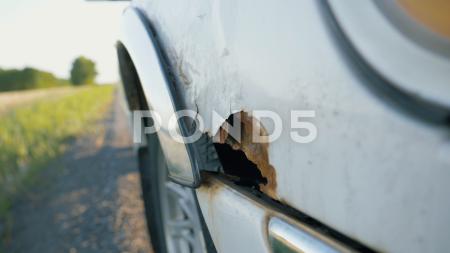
<box><xmin>4</xmin><ymin>96</ymin><xmax>153</xmax><ymax>253</ymax></box>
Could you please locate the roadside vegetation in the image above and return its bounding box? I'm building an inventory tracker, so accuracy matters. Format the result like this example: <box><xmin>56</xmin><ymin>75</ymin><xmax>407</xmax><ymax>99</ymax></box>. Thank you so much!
<box><xmin>70</xmin><ymin>56</ymin><xmax>97</xmax><ymax>85</ymax></box>
<box><xmin>0</xmin><ymin>56</ymin><xmax>97</xmax><ymax>92</ymax></box>
<box><xmin>0</xmin><ymin>85</ymin><xmax>115</xmax><ymax>240</ymax></box>
<box><xmin>0</xmin><ymin>67</ymin><xmax>69</xmax><ymax>92</ymax></box>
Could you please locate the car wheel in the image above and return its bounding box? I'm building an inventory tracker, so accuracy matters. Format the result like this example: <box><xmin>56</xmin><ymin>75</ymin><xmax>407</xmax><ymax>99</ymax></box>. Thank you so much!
<box><xmin>138</xmin><ymin>128</ymin><xmax>214</xmax><ymax>253</ymax></box>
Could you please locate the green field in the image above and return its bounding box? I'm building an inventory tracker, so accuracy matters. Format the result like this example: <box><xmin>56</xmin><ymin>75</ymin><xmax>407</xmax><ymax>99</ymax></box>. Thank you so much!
<box><xmin>0</xmin><ymin>85</ymin><xmax>115</xmax><ymax>227</ymax></box>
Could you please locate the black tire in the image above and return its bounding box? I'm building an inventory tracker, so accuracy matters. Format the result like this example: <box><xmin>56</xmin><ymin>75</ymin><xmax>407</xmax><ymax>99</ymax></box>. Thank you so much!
<box><xmin>138</xmin><ymin>131</ymin><xmax>216</xmax><ymax>253</ymax></box>
<box><xmin>138</xmin><ymin>137</ymin><xmax>168</xmax><ymax>253</ymax></box>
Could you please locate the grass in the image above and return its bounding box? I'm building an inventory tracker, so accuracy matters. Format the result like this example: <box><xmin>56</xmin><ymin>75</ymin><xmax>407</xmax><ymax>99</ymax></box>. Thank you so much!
<box><xmin>0</xmin><ymin>86</ymin><xmax>76</xmax><ymax>114</ymax></box>
<box><xmin>0</xmin><ymin>85</ymin><xmax>115</xmax><ymax>238</ymax></box>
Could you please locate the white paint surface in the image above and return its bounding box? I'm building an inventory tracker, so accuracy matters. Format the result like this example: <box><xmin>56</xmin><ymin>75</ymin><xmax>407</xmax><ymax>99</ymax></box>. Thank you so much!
<box><xmin>130</xmin><ymin>0</ymin><xmax>450</xmax><ymax>252</ymax></box>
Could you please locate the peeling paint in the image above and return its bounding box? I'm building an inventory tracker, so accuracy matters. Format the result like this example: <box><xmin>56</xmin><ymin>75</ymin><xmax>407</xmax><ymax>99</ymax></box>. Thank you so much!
<box><xmin>214</xmin><ymin>111</ymin><xmax>278</xmax><ymax>199</ymax></box>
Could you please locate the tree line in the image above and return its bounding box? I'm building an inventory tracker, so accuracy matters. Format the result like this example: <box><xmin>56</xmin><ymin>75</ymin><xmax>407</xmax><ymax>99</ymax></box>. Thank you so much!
<box><xmin>0</xmin><ymin>56</ymin><xmax>97</xmax><ymax>92</ymax></box>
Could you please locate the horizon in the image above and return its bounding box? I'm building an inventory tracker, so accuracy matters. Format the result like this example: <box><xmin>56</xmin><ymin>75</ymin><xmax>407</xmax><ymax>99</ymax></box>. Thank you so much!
<box><xmin>0</xmin><ymin>0</ymin><xmax>127</xmax><ymax>83</ymax></box>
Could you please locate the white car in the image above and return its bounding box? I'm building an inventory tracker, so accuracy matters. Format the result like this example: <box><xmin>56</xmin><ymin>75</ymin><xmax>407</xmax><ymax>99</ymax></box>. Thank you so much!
<box><xmin>115</xmin><ymin>0</ymin><xmax>450</xmax><ymax>252</ymax></box>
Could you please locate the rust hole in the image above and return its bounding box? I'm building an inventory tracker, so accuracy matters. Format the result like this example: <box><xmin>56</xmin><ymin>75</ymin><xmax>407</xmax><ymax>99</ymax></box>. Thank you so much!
<box><xmin>214</xmin><ymin>143</ymin><xmax>267</xmax><ymax>188</ymax></box>
<box><xmin>213</xmin><ymin>111</ymin><xmax>278</xmax><ymax>199</ymax></box>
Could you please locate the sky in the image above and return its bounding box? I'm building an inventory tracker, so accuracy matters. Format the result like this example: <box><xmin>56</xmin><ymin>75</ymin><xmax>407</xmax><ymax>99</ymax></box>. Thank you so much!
<box><xmin>0</xmin><ymin>0</ymin><xmax>128</xmax><ymax>83</ymax></box>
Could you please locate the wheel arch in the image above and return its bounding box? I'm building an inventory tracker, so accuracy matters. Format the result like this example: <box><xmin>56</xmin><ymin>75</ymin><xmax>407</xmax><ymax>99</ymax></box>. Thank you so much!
<box><xmin>116</xmin><ymin>41</ymin><xmax>147</xmax><ymax>112</ymax></box>
<box><xmin>117</xmin><ymin>7</ymin><xmax>206</xmax><ymax>187</ymax></box>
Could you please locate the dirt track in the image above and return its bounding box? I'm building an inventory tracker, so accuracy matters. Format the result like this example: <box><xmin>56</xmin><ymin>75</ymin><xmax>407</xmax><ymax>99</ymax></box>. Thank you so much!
<box><xmin>4</xmin><ymin>96</ymin><xmax>153</xmax><ymax>253</ymax></box>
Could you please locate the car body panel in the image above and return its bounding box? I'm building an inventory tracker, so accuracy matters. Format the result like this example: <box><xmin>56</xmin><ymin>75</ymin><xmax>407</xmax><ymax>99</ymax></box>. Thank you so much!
<box><xmin>329</xmin><ymin>0</ymin><xmax>450</xmax><ymax>110</ymax></box>
<box><xmin>196</xmin><ymin>176</ymin><xmax>355</xmax><ymax>253</ymax></box>
<box><xmin>125</xmin><ymin>0</ymin><xmax>450</xmax><ymax>252</ymax></box>
<box><xmin>197</xmin><ymin>177</ymin><xmax>270</xmax><ymax>253</ymax></box>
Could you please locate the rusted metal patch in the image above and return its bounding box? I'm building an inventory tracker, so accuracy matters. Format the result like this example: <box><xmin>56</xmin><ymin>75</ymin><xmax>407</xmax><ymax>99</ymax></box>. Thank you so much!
<box><xmin>214</xmin><ymin>111</ymin><xmax>278</xmax><ymax>199</ymax></box>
